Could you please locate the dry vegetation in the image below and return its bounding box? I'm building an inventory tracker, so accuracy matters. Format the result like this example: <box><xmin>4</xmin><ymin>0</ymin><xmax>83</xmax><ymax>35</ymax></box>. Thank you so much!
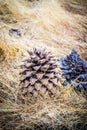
<box><xmin>0</xmin><ymin>0</ymin><xmax>87</xmax><ymax>129</ymax></box>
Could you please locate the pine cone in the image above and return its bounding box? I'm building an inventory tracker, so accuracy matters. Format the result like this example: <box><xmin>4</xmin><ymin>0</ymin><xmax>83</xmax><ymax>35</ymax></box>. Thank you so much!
<box><xmin>58</xmin><ymin>49</ymin><xmax>85</xmax><ymax>81</ymax></box>
<box><xmin>19</xmin><ymin>48</ymin><xmax>60</xmax><ymax>100</ymax></box>
<box><xmin>58</xmin><ymin>49</ymin><xmax>87</xmax><ymax>90</ymax></box>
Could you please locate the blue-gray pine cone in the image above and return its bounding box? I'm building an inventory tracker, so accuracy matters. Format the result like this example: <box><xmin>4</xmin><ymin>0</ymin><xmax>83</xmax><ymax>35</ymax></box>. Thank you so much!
<box><xmin>58</xmin><ymin>49</ymin><xmax>87</xmax><ymax>90</ymax></box>
<box><xmin>19</xmin><ymin>48</ymin><xmax>60</xmax><ymax>99</ymax></box>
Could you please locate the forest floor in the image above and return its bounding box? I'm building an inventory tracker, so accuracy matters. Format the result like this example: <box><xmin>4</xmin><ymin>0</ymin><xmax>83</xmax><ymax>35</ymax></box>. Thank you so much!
<box><xmin>0</xmin><ymin>0</ymin><xmax>87</xmax><ymax>129</ymax></box>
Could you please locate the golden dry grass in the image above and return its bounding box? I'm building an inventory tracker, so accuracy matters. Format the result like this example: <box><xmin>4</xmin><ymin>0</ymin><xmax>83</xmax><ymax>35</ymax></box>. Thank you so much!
<box><xmin>0</xmin><ymin>0</ymin><xmax>87</xmax><ymax>129</ymax></box>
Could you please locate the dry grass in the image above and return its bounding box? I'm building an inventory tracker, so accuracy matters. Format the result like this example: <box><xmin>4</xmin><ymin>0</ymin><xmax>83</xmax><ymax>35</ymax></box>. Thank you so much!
<box><xmin>0</xmin><ymin>0</ymin><xmax>87</xmax><ymax>129</ymax></box>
